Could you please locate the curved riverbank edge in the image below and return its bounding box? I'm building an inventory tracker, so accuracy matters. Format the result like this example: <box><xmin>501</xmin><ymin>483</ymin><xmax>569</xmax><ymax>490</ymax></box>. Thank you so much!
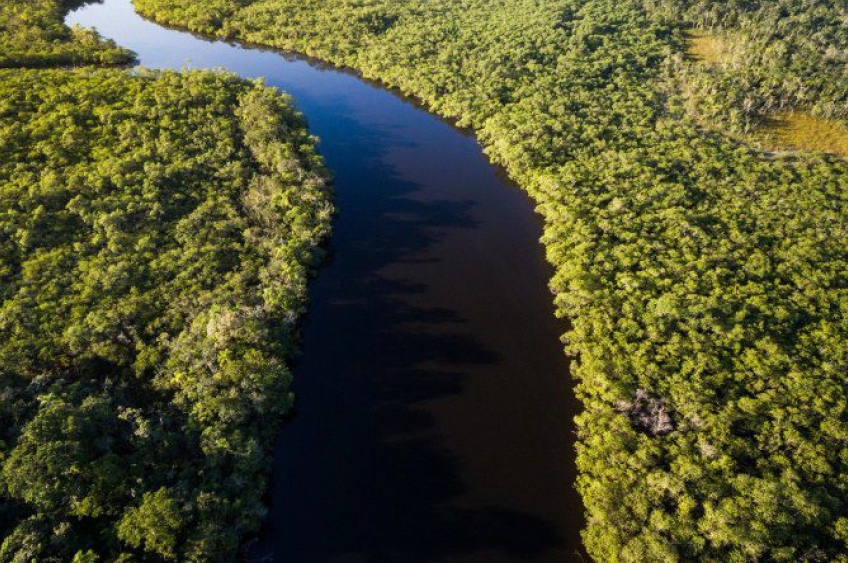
<box><xmin>124</xmin><ymin>1</ymin><xmax>848</xmax><ymax>562</ymax></box>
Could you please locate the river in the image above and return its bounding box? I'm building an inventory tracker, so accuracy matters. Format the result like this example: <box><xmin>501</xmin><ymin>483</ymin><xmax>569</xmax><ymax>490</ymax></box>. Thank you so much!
<box><xmin>67</xmin><ymin>2</ymin><xmax>585</xmax><ymax>561</ymax></box>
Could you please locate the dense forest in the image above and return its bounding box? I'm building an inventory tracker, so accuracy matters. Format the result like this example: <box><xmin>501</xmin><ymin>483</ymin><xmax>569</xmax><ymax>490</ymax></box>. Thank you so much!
<box><xmin>131</xmin><ymin>0</ymin><xmax>848</xmax><ymax>561</ymax></box>
<box><xmin>649</xmin><ymin>0</ymin><xmax>848</xmax><ymax>134</ymax></box>
<box><xmin>0</xmin><ymin>0</ymin><xmax>133</xmax><ymax>67</ymax></box>
<box><xmin>0</xmin><ymin>2</ymin><xmax>332</xmax><ymax>561</ymax></box>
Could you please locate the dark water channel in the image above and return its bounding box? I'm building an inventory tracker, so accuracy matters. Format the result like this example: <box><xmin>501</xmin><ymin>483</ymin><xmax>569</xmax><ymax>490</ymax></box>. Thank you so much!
<box><xmin>67</xmin><ymin>2</ymin><xmax>585</xmax><ymax>561</ymax></box>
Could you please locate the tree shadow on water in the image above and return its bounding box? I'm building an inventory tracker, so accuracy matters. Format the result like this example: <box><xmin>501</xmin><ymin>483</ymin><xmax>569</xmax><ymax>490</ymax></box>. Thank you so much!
<box><xmin>246</xmin><ymin>95</ymin><xmax>567</xmax><ymax>563</ymax></box>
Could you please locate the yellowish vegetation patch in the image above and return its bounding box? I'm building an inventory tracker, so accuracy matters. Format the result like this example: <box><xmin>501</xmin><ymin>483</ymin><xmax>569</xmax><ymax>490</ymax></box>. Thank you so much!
<box><xmin>753</xmin><ymin>111</ymin><xmax>848</xmax><ymax>158</ymax></box>
<box><xmin>684</xmin><ymin>31</ymin><xmax>727</xmax><ymax>64</ymax></box>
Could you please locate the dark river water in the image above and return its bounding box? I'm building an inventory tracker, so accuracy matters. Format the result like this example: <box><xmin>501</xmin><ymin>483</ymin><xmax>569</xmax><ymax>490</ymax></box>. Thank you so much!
<box><xmin>67</xmin><ymin>2</ymin><xmax>585</xmax><ymax>561</ymax></box>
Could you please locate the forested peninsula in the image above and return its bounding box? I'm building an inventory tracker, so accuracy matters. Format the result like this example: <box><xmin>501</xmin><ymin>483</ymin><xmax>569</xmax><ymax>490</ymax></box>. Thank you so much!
<box><xmin>130</xmin><ymin>0</ymin><xmax>848</xmax><ymax>562</ymax></box>
<box><xmin>0</xmin><ymin>2</ymin><xmax>332</xmax><ymax>561</ymax></box>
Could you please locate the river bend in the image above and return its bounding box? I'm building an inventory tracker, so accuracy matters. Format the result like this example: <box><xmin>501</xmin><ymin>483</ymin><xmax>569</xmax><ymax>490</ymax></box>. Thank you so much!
<box><xmin>67</xmin><ymin>2</ymin><xmax>584</xmax><ymax>561</ymax></box>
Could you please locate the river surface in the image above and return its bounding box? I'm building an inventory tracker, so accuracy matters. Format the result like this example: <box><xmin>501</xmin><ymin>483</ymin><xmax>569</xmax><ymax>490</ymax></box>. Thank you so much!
<box><xmin>67</xmin><ymin>2</ymin><xmax>584</xmax><ymax>561</ymax></box>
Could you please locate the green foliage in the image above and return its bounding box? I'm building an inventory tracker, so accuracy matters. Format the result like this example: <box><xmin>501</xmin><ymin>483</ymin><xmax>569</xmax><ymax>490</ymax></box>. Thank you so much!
<box><xmin>0</xmin><ymin>2</ymin><xmax>331</xmax><ymax>561</ymax></box>
<box><xmin>73</xmin><ymin>551</ymin><xmax>101</xmax><ymax>563</ymax></box>
<box><xmin>0</xmin><ymin>0</ymin><xmax>133</xmax><ymax>68</ymax></box>
<box><xmin>3</xmin><ymin>390</ymin><xmax>131</xmax><ymax>518</ymax></box>
<box><xmin>0</xmin><ymin>67</ymin><xmax>331</xmax><ymax>562</ymax></box>
<box><xmin>125</xmin><ymin>0</ymin><xmax>252</xmax><ymax>37</ymax></box>
<box><xmin>132</xmin><ymin>0</ymin><xmax>848</xmax><ymax>561</ymax></box>
<box><xmin>649</xmin><ymin>0</ymin><xmax>848</xmax><ymax>133</ymax></box>
<box><xmin>117</xmin><ymin>489</ymin><xmax>182</xmax><ymax>560</ymax></box>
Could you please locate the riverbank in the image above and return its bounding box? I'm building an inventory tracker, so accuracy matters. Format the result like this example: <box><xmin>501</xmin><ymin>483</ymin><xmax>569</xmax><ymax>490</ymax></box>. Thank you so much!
<box><xmin>68</xmin><ymin>0</ymin><xmax>588</xmax><ymax>561</ymax></box>
<box><xmin>0</xmin><ymin>2</ymin><xmax>332</xmax><ymax>561</ymax></box>
<box><xmin>131</xmin><ymin>0</ymin><xmax>848</xmax><ymax>561</ymax></box>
